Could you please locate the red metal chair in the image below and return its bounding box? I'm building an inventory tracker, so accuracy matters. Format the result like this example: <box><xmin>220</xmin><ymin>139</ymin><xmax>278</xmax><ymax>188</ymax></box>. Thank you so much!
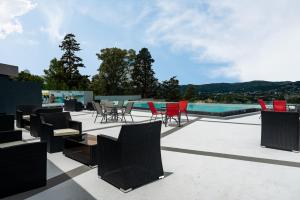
<box><xmin>148</xmin><ymin>102</ymin><xmax>165</xmax><ymax>121</ymax></box>
<box><xmin>273</xmin><ymin>100</ymin><xmax>287</xmax><ymax>112</ymax></box>
<box><xmin>258</xmin><ymin>99</ymin><xmax>267</xmax><ymax>111</ymax></box>
<box><xmin>165</xmin><ymin>103</ymin><xmax>180</xmax><ymax>127</ymax></box>
<box><xmin>179</xmin><ymin>100</ymin><xmax>189</xmax><ymax>121</ymax></box>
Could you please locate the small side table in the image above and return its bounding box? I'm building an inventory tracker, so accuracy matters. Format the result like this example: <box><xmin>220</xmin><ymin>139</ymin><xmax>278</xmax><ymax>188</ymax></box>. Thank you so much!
<box><xmin>63</xmin><ymin>134</ymin><xmax>97</xmax><ymax>166</ymax></box>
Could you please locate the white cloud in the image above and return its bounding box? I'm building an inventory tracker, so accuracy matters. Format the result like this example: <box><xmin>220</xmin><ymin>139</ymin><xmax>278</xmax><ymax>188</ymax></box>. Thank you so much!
<box><xmin>38</xmin><ymin>0</ymin><xmax>153</xmax><ymax>43</ymax></box>
<box><xmin>147</xmin><ymin>0</ymin><xmax>300</xmax><ymax>81</ymax></box>
<box><xmin>0</xmin><ymin>0</ymin><xmax>36</xmax><ymax>39</ymax></box>
<box><xmin>76</xmin><ymin>0</ymin><xmax>152</xmax><ymax>28</ymax></box>
<box><xmin>39</xmin><ymin>0</ymin><xmax>67</xmax><ymax>42</ymax></box>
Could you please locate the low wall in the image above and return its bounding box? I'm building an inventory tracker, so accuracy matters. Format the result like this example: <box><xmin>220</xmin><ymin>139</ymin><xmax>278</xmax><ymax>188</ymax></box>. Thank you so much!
<box><xmin>0</xmin><ymin>75</ymin><xmax>42</xmax><ymax>115</ymax></box>
<box><xmin>42</xmin><ymin>90</ymin><xmax>93</xmax><ymax>105</ymax></box>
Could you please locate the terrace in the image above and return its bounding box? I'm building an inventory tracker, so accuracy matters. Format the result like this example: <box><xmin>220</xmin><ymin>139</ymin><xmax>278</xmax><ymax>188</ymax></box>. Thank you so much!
<box><xmin>3</xmin><ymin>108</ymin><xmax>300</xmax><ymax>200</ymax></box>
<box><xmin>1</xmin><ymin>1</ymin><xmax>299</xmax><ymax>199</ymax></box>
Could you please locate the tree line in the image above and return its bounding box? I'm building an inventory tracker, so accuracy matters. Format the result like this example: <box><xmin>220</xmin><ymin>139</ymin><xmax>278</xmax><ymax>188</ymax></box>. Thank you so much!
<box><xmin>15</xmin><ymin>33</ymin><xmax>186</xmax><ymax>101</ymax></box>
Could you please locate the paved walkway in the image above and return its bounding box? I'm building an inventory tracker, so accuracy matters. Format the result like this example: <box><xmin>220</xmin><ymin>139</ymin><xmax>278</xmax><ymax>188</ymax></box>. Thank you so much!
<box><xmin>6</xmin><ymin>110</ymin><xmax>300</xmax><ymax>200</ymax></box>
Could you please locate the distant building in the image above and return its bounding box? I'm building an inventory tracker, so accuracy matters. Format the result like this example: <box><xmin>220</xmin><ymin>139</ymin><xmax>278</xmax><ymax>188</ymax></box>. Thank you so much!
<box><xmin>0</xmin><ymin>63</ymin><xmax>18</xmax><ymax>77</ymax></box>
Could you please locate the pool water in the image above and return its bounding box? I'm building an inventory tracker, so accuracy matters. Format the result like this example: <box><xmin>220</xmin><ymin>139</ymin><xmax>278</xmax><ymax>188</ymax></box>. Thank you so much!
<box><xmin>133</xmin><ymin>101</ymin><xmax>260</xmax><ymax>113</ymax></box>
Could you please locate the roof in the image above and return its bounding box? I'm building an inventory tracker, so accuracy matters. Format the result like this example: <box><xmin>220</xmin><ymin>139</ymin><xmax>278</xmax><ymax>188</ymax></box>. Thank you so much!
<box><xmin>0</xmin><ymin>63</ymin><xmax>18</xmax><ymax>77</ymax></box>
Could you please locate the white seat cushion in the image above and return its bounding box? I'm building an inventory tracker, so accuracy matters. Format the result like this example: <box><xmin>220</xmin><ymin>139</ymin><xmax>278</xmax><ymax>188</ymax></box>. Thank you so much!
<box><xmin>0</xmin><ymin>141</ymin><xmax>26</xmax><ymax>148</ymax></box>
<box><xmin>23</xmin><ymin>115</ymin><xmax>30</xmax><ymax>120</ymax></box>
<box><xmin>53</xmin><ymin>128</ymin><xmax>79</xmax><ymax>137</ymax></box>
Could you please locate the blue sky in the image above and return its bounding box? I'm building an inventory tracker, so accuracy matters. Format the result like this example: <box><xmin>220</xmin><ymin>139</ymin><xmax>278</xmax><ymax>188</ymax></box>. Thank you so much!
<box><xmin>1</xmin><ymin>0</ymin><xmax>300</xmax><ymax>84</ymax></box>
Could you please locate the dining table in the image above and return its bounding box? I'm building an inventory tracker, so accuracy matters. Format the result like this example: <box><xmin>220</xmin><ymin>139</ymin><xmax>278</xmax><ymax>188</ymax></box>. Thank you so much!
<box><xmin>105</xmin><ymin>104</ymin><xmax>124</xmax><ymax>121</ymax></box>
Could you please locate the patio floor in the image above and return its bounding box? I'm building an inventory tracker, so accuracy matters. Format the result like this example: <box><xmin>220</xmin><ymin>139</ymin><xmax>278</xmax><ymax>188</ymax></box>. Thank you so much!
<box><xmin>4</xmin><ymin>110</ymin><xmax>300</xmax><ymax>200</ymax></box>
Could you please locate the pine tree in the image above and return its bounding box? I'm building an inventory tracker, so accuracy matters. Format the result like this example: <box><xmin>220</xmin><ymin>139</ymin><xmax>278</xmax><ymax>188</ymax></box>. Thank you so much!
<box><xmin>59</xmin><ymin>33</ymin><xmax>85</xmax><ymax>89</ymax></box>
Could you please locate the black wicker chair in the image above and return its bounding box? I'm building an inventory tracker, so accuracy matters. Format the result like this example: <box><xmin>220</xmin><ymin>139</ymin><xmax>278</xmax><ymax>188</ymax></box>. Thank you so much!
<box><xmin>261</xmin><ymin>111</ymin><xmax>300</xmax><ymax>151</ymax></box>
<box><xmin>16</xmin><ymin>105</ymin><xmax>40</xmax><ymax>128</ymax></box>
<box><xmin>97</xmin><ymin>121</ymin><xmax>164</xmax><ymax>192</ymax></box>
<box><xmin>64</xmin><ymin>99</ymin><xmax>84</xmax><ymax>111</ymax></box>
<box><xmin>86</xmin><ymin>102</ymin><xmax>95</xmax><ymax>111</ymax></box>
<box><xmin>0</xmin><ymin>140</ymin><xmax>47</xmax><ymax>198</ymax></box>
<box><xmin>40</xmin><ymin>112</ymin><xmax>82</xmax><ymax>153</ymax></box>
<box><xmin>30</xmin><ymin>107</ymin><xmax>63</xmax><ymax>137</ymax></box>
<box><xmin>0</xmin><ymin>114</ymin><xmax>14</xmax><ymax>132</ymax></box>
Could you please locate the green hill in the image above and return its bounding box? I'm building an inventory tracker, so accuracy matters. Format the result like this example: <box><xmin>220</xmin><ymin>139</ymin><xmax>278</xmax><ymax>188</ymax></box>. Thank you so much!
<box><xmin>181</xmin><ymin>81</ymin><xmax>300</xmax><ymax>94</ymax></box>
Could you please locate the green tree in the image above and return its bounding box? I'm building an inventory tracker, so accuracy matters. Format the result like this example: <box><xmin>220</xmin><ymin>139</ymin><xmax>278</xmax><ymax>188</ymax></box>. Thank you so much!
<box><xmin>76</xmin><ymin>74</ymin><xmax>90</xmax><ymax>90</ymax></box>
<box><xmin>94</xmin><ymin>48</ymin><xmax>131</xmax><ymax>95</ymax></box>
<box><xmin>15</xmin><ymin>70</ymin><xmax>44</xmax><ymax>87</ymax></box>
<box><xmin>159</xmin><ymin>76</ymin><xmax>181</xmax><ymax>101</ymax></box>
<box><xmin>59</xmin><ymin>33</ymin><xmax>87</xmax><ymax>89</ymax></box>
<box><xmin>131</xmin><ymin>48</ymin><xmax>157</xmax><ymax>98</ymax></box>
<box><xmin>89</xmin><ymin>74</ymin><xmax>102</xmax><ymax>95</ymax></box>
<box><xmin>44</xmin><ymin>58</ymin><xmax>68</xmax><ymax>90</ymax></box>
<box><xmin>124</xmin><ymin>49</ymin><xmax>136</xmax><ymax>94</ymax></box>
<box><xmin>184</xmin><ymin>84</ymin><xmax>198</xmax><ymax>100</ymax></box>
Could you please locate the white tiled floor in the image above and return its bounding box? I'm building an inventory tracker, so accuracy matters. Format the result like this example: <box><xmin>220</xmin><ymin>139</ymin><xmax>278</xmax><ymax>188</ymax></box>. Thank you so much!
<box><xmin>162</xmin><ymin>114</ymin><xmax>300</xmax><ymax>162</ymax></box>
<box><xmin>6</xmin><ymin>111</ymin><xmax>300</xmax><ymax>200</ymax></box>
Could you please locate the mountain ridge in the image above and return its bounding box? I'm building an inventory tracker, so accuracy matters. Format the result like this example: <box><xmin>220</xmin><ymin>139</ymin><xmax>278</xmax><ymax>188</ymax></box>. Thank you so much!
<box><xmin>180</xmin><ymin>80</ymin><xmax>300</xmax><ymax>93</ymax></box>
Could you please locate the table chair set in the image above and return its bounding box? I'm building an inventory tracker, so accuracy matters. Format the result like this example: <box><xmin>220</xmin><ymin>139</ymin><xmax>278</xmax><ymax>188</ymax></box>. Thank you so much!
<box><xmin>93</xmin><ymin>101</ymin><xmax>134</xmax><ymax>123</ymax></box>
<box><xmin>148</xmin><ymin>100</ymin><xmax>189</xmax><ymax>127</ymax></box>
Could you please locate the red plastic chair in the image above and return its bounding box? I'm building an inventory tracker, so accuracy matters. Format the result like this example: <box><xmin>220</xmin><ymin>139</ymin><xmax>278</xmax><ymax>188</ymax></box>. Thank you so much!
<box><xmin>258</xmin><ymin>99</ymin><xmax>267</xmax><ymax>111</ymax></box>
<box><xmin>273</xmin><ymin>100</ymin><xmax>287</xmax><ymax>112</ymax></box>
<box><xmin>165</xmin><ymin>103</ymin><xmax>180</xmax><ymax>127</ymax></box>
<box><xmin>148</xmin><ymin>102</ymin><xmax>164</xmax><ymax>121</ymax></box>
<box><xmin>179</xmin><ymin>100</ymin><xmax>189</xmax><ymax>121</ymax></box>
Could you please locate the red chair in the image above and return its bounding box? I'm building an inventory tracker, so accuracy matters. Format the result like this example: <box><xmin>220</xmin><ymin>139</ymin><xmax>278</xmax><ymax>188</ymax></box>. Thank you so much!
<box><xmin>165</xmin><ymin>103</ymin><xmax>180</xmax><ymax>127</ymax></box>
<box><xmin>273</xmin><ymin>100</ymin><xmax>287</xmax><ymax>112</ymax></box>
<box><xmin>179</xmin><ymin>100</ymin><xmax>189</xmax><ymax>121</ymax></box>
<box><xmin>148</xmin><ymin>102</ymin><xmax>165</xmax><ymax>121</ymax></box>
<box><xmin>258</xmin><ymin>99</ymin><xmax>267</xmax><ymax>111</ymax></box>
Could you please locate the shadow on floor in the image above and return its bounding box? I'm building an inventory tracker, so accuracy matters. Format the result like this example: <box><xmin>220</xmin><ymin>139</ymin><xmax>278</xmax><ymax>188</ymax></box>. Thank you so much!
<box><xmin>3</xmin><ymin>160</ymin><xmax>96</xmax><ymax>200</ymax></box>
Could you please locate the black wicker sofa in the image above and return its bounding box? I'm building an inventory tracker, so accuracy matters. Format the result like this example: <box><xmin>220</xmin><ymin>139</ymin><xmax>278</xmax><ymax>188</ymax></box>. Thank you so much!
<box><xmin>0</xmin><ymin>131</ymin><xmax>47</xmax><ymax>198</ymax></box>
<box><xmin>64</xmin><ymin>99</ymin><xmax>84</xmax><ymax>111</ymax></box>
<box><xmin>261</xmin><ymin>110</ymin><xmax>300</xmax><ymax>151</ymax></box>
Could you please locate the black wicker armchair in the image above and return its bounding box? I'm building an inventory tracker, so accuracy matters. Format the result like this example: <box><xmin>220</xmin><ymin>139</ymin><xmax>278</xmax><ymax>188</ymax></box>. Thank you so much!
<box><xmin>0</xmin><ymin>114</ymin><xmax>14</xmax><ymax>132</ymax></box>
<box><xmin>40</xmin><ymin>112</ymin><xmax>82</xmax><ymax>153</ymax></box>
<box><xmin>97</xmin><ymin>121</ymin><xmax>164</xmax><ymax>192</ymax></box>
<box><xmin>64</xmin><ymin>99</ymin><xmax>84</xmax><ymax>111</ymax></box>
<box><xmin>0</xmin><ymin>140</ymin><xmax>47</xmax><ymax>198</ymax></box>
<box><xmin>261</xmin><ymin>111</ymin><xmax>300</xmax><ymax>151</ymax></box>
<box><xmin>16</xmin><ymin>105</ymin><xmax>40</xmax><ymax>128</ymax></box>
<box><xmin>0</xmin><ymin>114</ymin><xmax>22</xmax><ymax>143</ymax></box>
<box><xmin>30</xmin><ymin>107</ymin><xmax>63</xmax><ymax>137</ymax></box>
<box><xmin>0</xmin><ymin>130</ymin><xmax>22</xmax><ymax>144</ymax></box>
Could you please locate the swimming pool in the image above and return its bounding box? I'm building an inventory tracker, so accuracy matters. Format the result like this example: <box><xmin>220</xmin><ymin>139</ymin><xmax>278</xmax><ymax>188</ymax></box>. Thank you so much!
<box><xmin>133</xmin><ymin>101</ymin><xmax>260</xmax><ymax>116</ymax></box>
